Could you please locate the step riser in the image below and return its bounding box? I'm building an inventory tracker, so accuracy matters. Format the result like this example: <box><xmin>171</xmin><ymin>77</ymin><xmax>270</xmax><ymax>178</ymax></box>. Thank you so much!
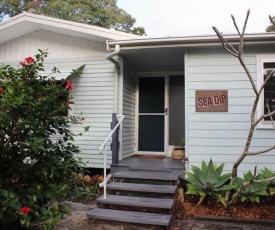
<box><xmin>111</xmin><ymin>165</ymin><xmax>172</xmax><ymax>174</ymax></box>
<box><xmin>107</xmin><ymin>182</ymin><xmax>177</xmax><ymax>194</ymax></box>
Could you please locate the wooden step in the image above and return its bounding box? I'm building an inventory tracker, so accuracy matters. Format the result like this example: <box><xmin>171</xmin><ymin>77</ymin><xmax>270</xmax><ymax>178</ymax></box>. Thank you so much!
<box><xmin>129</xmin><ymin>165</ymin><xmax>171</xmax><ymax>172</ymax></box>
<box><xmin>87</xmin><ymin>208</ymin><xmax>171</xmax><ymax>226</ymax></box>
<box><xmin>107</xmin><ymin>182</ymin><xmax>177</xmax><ymax>194</ymax></box>
<box><xmin>113</xmin><ymin>171</ymin><xmax>178</xmax><ymax>181</ymax></box>
<box><xmin>96</xmin><ymin>194</ymin><xmax>174</xmax><ymax>209</ymax></box>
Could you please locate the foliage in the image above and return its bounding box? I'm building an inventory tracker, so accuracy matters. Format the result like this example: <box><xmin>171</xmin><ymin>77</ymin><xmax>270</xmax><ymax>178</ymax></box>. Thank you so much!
<box><xmin>0</xmin><ymin>0</ymin><xmax>146</xmax><ymax>36</ymax></box>
<box><xmin>185</xmin><ymin>159</ymin><xmax>234</xmax><ymax>207</ymax></box>
<box><xmin>169</xmin><ymin>138</ymin><xmax>185</xmax><ymax>150</ymax></box>
<box><xmin>234</xmin><ymin>171</ymin><xmax>269</xmax><ymax>203</ymax></box>
<box><xmin>0</xmin><ymin>50</ymin><xmax>89</xmax><ymax>229</ymax></box>
<box><xmin>266</xmin><ymin>16</ymin><xmax>275</xmax><ymax>32</ymax></box>
<box><xmin>258</xmin><ymin>167</ymin><xmax>275</xmax><ymax>195</ymax></box>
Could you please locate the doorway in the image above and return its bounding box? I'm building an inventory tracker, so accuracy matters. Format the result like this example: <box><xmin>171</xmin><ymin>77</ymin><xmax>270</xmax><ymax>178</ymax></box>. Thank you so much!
<box><xmin>137</xmin><ymin>76</ymin><xmax>168</xmax><ymax>154</ymax></box>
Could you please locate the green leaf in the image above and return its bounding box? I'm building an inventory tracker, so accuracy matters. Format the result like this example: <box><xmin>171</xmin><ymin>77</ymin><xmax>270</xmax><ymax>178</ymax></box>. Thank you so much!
<box><xmin>197</xmin><ymin>192</ymin><xmax>206</xmax><ymax>205</ymax></box>
<box><xmin>270</xmin><ymin>187</ymin><xmax>275</xmax><ymax>196</ymax></box>
<box><xmin>0</xmin><ymin>189</ymin><xmax>8</xmax><ymax>198</ymax></box>
<box><xmin>217</xmin><ymin>194</ymin><xmax>227</xmax><ymax>207</ymax></box>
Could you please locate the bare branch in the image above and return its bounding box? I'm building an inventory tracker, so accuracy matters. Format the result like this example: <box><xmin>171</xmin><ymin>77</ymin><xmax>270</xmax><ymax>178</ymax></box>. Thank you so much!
<box><xmin>242</xmin><ymin>9</ymin><xmax>250</xmax><ymax>36</ymax></box>
<box><xmin>259</xmin><ymin>69</ymin><xmax>275</xmax><ymax>95</ymax></box>
<box><xmin>266</xmin><ymin>100</ymin><xmax>275</xmax><ymax>130</ymax></box>
<box><xmin>254</xmin><ymin>175</ymin><xmax>275</xmax><ymax>183</ymax></box>
<box><xmin>212</xmin><ymin>27</ymin><xmax>238</xmax><ymax>57</ymax></box>
<box><xmin>231</xmin><ymin>15</ymin><xmax>241</xmax><ymax>36</ymax></box>
<box><xmin>238</xmin><ymin>56</ymin><xmax>259</xmax><ymax>96</ymax></box>
<box><xmin>246</xmin><ymin>145</ymin><xmax>275</xmax><ymax>155</ymax></box>
<box><xmin>264</xmin><ymin>109</ymin><xmax>275</xmax><ymax>118</ymax></box>
<box><xmin>254</xmin><ymin>114</ymin><xmax>264</xmax><ymax>126</ymax></box>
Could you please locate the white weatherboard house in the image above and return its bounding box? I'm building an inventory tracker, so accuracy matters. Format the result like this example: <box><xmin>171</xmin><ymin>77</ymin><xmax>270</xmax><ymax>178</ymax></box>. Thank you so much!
<box><xmin>2</xmin><ymin>12</ymin><xmax>275</xmax><ymax>174</ymax></box>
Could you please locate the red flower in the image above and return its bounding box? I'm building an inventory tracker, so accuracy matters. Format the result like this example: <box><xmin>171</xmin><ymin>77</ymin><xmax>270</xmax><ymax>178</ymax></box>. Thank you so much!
<box><xmin>21</xmin><ymin>206</ymin><xmax>30</xmax><ymax>215</ymax></box>
<box><xmin>81</xmin><ymin>117</ymin><xmax>85</xmax><ymax>120</ymax></box>
<box><xmin>25</xmin><ymin>57</ymin><xmax>34</xmax><ymax>64</ymax></box>
<box><xmin>20</xmin><ymin>61</ymin><xmax>26</xmax><ymax>67</ymax></box>
<box><xmin>0</xmin><ymin>87</ymin><xmax>2</xmax><ymax>94</ymax></box>
<box><xmin>66</xmin><ymin>81</ymin><xmax>73</xmax><ymax>92</ymax></box>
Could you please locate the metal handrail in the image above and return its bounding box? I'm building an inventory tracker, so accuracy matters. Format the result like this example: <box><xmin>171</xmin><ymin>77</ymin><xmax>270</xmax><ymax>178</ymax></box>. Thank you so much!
<box><xmin>99</xmin><ymin>114</ymin><xmax>124</xmax><ymax>199</ymax></box>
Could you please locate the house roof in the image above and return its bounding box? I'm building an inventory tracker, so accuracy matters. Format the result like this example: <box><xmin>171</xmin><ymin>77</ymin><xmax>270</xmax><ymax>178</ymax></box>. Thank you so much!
<box><xmin>0</xmin><ymin>12</ymin><xmax>140</xmax><ymax>45</ymax></box>
<box><xmin>107</xmin><ymin>32</ymin><xmax>275</xmax><ymax>50</ymax></box>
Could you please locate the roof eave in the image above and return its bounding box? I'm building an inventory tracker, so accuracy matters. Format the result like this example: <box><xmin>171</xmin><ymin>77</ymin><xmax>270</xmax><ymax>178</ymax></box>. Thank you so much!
<box><xmin>107</xmin><ymin>33</ymin><xmax>275</xmax><ymax>50</ymax></box>
<box><xmin>0</xmin><ymin>12</ymin><xmax>140</xmax><ymax>45</ymax></box>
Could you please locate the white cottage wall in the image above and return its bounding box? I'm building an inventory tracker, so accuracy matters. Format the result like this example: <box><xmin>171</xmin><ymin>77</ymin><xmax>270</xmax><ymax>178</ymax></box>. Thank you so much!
<box><xmin>0</xmin><ymin>30</ymin><xmax>107</xmax><ymax>62</ymax></box>
<box><xmin>187</xmin><ymin>46</ymin><xmax>275</xmax><ymax>173</ymax></box>
<box><xmin>122</xmin><ymin>61</ymin><xmax>136</xmax><ymax>159</ymax></box>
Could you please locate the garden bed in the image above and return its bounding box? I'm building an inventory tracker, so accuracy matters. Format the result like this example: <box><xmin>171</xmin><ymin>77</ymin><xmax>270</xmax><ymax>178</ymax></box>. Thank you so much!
<box><xmin>175</xmin><ymin>194</ymin><xmax>275</xmax><ymax>220</ymax></box>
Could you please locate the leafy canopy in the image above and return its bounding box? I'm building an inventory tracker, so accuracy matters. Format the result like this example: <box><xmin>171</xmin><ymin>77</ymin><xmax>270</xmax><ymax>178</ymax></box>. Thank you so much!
<box><xmin>0</xmin><ymin>0</ymin><xmax>146</xmax><ymax>36</ymax></box>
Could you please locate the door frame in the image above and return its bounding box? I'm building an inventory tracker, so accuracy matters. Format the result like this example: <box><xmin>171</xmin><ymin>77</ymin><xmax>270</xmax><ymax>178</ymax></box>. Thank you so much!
<box><xmin>135</xmin><ymin>74</ymin><xmax>169</xmax><ymax>155</ymax></box>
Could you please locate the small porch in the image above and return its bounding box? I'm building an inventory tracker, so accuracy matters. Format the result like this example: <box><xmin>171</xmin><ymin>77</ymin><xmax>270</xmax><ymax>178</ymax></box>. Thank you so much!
<box><xmin>111</xmin><ymin>155</ymin><xmax>185</xmax><ymax>180</ymax></box>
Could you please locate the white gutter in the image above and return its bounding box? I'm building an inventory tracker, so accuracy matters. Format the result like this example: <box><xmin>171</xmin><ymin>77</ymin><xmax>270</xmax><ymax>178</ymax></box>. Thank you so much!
<box><xmin>106</xmin><ymin>44</ymin><xmax>120</xmax><ymax>113</ymax></box>
<box><xmin>107</xmin><ymin>32</ymin><xmax>275</xmax><ymax>51</ymax></box>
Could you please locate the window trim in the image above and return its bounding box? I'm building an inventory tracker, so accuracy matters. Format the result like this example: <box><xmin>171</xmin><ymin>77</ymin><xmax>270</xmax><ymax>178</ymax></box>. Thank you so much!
<box><xmin>256</xmin><ymin>54</ymin><xmax>275</xmax><ymax>129</ymax></box>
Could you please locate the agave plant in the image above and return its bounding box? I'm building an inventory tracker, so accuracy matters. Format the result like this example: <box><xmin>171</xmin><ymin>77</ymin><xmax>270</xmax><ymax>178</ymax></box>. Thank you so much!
<box><xmin>234</xmin><ymin>171</ymin><xmax>269</xmax><ymax>203</ymax></box>
<box><xmin>185</xmin><ymin>159</ymin><xmax>234</xmax><ymax>207</ymax></box>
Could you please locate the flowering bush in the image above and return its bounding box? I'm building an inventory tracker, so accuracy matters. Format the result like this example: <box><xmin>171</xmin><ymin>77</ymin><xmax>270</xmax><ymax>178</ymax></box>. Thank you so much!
<box><xmin>0</xmin><ymin>50</ymin><xmax>88</xmax><ymax>229</ymax></box>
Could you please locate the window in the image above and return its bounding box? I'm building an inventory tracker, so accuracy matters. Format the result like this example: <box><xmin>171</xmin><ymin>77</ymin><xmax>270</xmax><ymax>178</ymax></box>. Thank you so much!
<box><xmin>257</xmin><ymin>55</ymin><xmax>275</xmax><ymax>129</ymax></box>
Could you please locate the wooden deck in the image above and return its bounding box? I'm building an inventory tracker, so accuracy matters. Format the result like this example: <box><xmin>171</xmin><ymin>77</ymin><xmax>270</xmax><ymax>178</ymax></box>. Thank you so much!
<box><xmin>111</xmin><ymin>156</ymin><xmax>185</xmax><ymax>179</ymax></box>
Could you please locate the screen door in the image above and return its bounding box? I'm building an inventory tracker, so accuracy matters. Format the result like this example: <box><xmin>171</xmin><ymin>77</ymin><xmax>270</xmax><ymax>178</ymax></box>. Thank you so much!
<box><xmin>138</xmin><ymin>77</ymin><xmax>166</xmax><ymax>152</ymax></box>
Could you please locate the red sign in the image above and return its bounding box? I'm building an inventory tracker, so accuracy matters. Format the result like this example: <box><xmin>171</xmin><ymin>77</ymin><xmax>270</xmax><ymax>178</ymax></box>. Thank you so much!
<box><xmin>196</xmin><ymin>90</ymin><xmax>228</xmax><ymax>112</ymax></box>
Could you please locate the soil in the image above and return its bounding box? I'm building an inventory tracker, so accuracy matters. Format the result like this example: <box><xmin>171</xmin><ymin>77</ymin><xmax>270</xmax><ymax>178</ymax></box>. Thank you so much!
<box><xmin>176</xmin><ymin>194</ymin><xmax>275</xmax><ymax>220</ymax></box>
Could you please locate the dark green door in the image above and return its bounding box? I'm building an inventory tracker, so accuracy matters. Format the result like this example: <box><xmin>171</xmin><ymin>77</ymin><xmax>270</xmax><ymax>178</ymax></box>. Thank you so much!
<box><xmin>138</xmin><ymin>77</ymin><xmax>165</xmax><ymax>152</ymax></box>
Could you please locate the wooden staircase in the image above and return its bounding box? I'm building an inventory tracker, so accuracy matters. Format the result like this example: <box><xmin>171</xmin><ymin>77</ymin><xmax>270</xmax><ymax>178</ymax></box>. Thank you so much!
<box><xmin>87</xmin><ymin>170</ymin><xmax>179</xmax><ymax>228</ymax></box>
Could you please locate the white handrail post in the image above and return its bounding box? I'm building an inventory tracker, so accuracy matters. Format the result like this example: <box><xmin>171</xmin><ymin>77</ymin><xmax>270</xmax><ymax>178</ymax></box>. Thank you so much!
<box><xmin>100</xmin><ymin>114</ymin><xmax>124</xmax><ymax>200</ymax></box>
<box><xmin>104</xmin><ymin>146</ymin><xmax>107</xmax><ymax>199</ymax></box>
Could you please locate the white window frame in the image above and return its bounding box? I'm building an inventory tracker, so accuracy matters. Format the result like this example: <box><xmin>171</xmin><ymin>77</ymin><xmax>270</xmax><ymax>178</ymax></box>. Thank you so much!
<box><xmin>256</xmin><ymin>54</ymin><xmax>275</xmax><ymax>129</ymax></box>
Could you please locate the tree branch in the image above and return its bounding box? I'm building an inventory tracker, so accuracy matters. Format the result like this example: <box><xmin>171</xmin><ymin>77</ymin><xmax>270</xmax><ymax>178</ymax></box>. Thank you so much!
<box><xmin>266</xmin><ymin>100</ymin><xmax>275</xmax><ymax>130</ymax></box>
<box><xmin>246</xmin><ymin>145</ymin><xmax>275</xmax><ymax>155</ymax></box>
<box><xmin>259</xmin><ymin>69</ymin><xmax>275</xmax><ymax>95</ymax></box>
<box><xmin>212</xmin><ymin>27</ymin><xmax>238</xmax><ymax>57</ymax></box>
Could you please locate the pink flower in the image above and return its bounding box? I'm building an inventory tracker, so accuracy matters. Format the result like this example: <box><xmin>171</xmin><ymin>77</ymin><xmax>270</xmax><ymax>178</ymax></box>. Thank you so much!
<box><xmin>20</xmin><ymin>61</ymin><xmax>26</xmax><ymax>67</ymax></box>
<box><xmin>0</xmin><ymin>87</ymin><xmax>2</xmax><ymax>94</ymax></box>
<box><xmin>25</xmin><ymin>57</ymin><xmax>34</xmax><ymax>64</ymax></box>
<box><xmin>66</xmin><ymin>81</ymin><xmax>73</xmax><ymax>92</ymax></box>
<box><xmin>21</xmin><ymin>206</ymin><xmax>30</xmax><ymax>215</ymax></box>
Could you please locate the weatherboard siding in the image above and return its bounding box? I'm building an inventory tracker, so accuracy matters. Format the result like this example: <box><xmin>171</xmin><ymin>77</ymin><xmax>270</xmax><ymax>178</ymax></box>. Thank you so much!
<box><xmin>0</xmin><ymin>30</ymin><xmax>107</xmax><ymax>62</ymax></box>
<box><xmin>122</xmin><ymin>61</ymin><xmax>136</xmax><ymax>159</ymax></box>
<box><xmin>187</xmin><ymin>46</ymin><xmax>275</xmax><ymax>173</ymax></box>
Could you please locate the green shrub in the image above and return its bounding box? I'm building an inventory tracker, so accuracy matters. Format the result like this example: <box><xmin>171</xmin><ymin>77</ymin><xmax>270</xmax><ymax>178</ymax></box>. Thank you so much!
<box><xmin>185</xmin><ymin>159</ymin><xmax>234</xmax><ymax>207</ymax></box>
<box><xmin>0</xmin><ymin>50</ymin><xmax>88</xmax><ymax>229</ymax></box>
<box><xmin>234</xmin><ymin>171</ymin><xmax>269</xmax><ymax>203</ymax></box>
<box><xmin>258</xmin><ymin>167</ymin><xmax>275</xmax><ymax>195</ymax></box>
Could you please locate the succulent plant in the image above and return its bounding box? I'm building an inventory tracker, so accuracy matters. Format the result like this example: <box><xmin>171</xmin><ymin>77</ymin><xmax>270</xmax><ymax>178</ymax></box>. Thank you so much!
<box><xmin>185</xmin><ymin>159</ymin><xmax>234</xmax><ymax>207</ymax></box>
<box><xmin>234</xmin><ymin>171</ymin><xmax>269</xmax><ymax>203</ymax></box>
